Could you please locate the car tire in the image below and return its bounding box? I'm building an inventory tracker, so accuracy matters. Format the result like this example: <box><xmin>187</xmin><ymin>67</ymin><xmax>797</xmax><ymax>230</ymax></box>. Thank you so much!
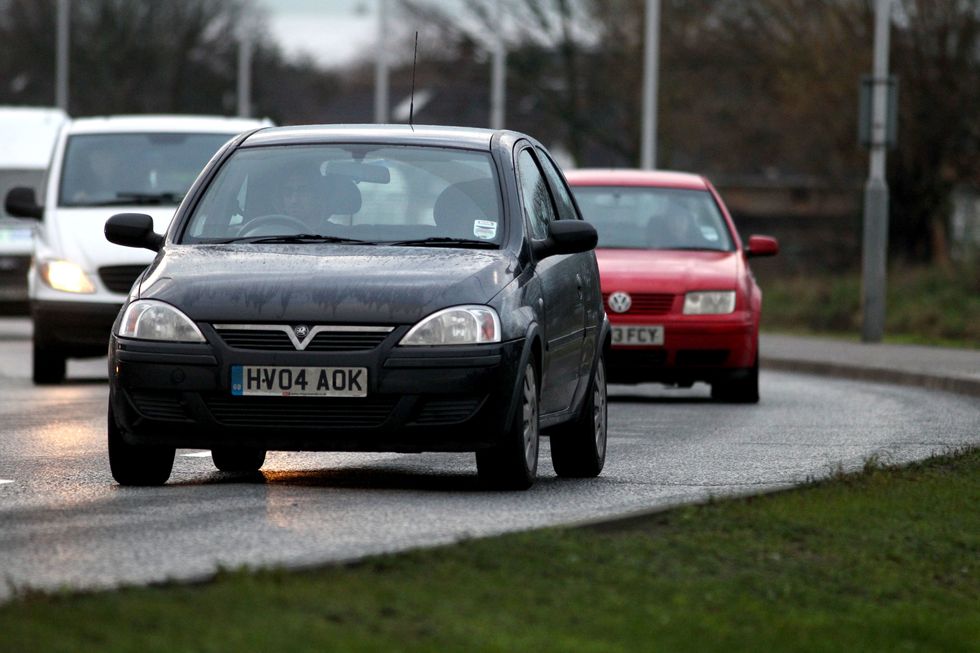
<box><xmin>476</xmin><ymin>361</ymin><xmax>539</xmax><ymax>490</ymax></box>
<box><xmin>711</xmin><ymin>355</ymin><xmax>759</xmax><ymax>404</ymax></box>
<box><xmin>108</xmin><ymin>405</ymin><xmax>175</xmax><ymax>486</ymax></box>
<box><xmin>550</xmin><ymin>354</ymin><xmax>607</xmax><ymax>478</ymax></box>
<box><xmin>32</xmin><ymin>343</ymin><xmax>66</xmax><ymax>385</ymax></box>
<box><xmin>212</xmin><ymin>447</ymin><xmax>267</xmax><ymax>473</ymax></box>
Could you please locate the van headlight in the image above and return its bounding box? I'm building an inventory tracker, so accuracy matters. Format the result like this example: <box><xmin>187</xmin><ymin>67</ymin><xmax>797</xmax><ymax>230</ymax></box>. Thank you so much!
<box><xmin>117</xmin><ymin>300</ymin><xmax>205</xmax><ymax>343</ymax></box>
<box><xmin>400</xmin><ymin>305</ymin><xmax>501</xmax><ymax>346</ymax></box>
<box><xmin>39</xmin><ymin>260</ymin><xmax>96</xmax><ymax>294</ymax></box>
<box><xmin>683</xmin><ymin>291</ymin><xmax>736</xmax><ymax>315</ymax></box>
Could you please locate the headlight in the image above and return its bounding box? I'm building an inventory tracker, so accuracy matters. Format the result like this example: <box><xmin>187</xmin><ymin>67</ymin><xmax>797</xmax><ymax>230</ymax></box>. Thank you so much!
<box><xmin>117</xmin><ymin>300</ymin><xmax>205</xmax><ymax>343</ymax></box>
<box><xmin>683</xmin><ymin>291</ymin><xmax>736</xmax><ymax>315</ymax></box>
<box><xmin>400</xmin><ymin>305</ymin><xmax>501</xmax><ymax>346</ymax></box>
<box><xmin>39</xmin><ymin>260</ymin><xmax>95</xmax><ymax>294</ymax></box>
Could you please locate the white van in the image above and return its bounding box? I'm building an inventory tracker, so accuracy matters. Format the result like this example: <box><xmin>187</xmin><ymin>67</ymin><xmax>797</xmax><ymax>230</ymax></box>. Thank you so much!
<box><xmin>0</xmin><ymin>107</ymin><xmax>68</xmax><ymax>307</ymax></box>
<box><xmin>4</xmin><ymin>115</ymin><xmax>270</xmax><ymax>383</ymax></box>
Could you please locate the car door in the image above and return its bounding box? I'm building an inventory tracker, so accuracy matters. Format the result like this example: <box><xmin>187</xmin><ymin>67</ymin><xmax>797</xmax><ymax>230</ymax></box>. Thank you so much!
<box><xmin>535</xmin><ymin>146</ymin><xmax>600</xmax><ymax>389</ymax></box>
<box><xmin>515</xmin><ymin>145</ymin><xmax>582</xmax><ymax>415</ymax></box>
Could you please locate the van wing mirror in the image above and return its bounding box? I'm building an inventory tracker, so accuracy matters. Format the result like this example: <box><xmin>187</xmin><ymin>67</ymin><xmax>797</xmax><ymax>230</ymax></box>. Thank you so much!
<box><xmin>105</xmin><ymin>213</ymin><xmax>164</xmax><ymax>252</ymax></box>
<box><xmin>4</xmin><ymin>187</ymin><xmax>43</xmax><ymax>220</ymax></box>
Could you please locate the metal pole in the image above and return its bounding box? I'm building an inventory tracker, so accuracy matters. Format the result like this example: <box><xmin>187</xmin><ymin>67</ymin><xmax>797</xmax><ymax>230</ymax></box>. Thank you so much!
<box><xmin>640</xmin><ymin>0</ymin><xmax>660</xmax><ymax>169</ymax></box>
<box><xmin>861</xmin><ymin>0</ymin><xmax>892</xmax><ymax>342</ymax></box>
<box><xmin>374</xmin><ymin>0</ymin><xmax>390</xmax><ymax>124</ymax></box>
<box><xmin>237</xmin><ymin>32</ymin><xmax>253</xmax><ymax>118</ymax></box>
<box><xmin>490</xmin><ymin>1</ymin><xmax>506</xmax><ymax>129</ymax></box>
<box><xmin>55</xmin><ymin>0</ymin><xmax>69</xmax><ymax>111</ymax></box>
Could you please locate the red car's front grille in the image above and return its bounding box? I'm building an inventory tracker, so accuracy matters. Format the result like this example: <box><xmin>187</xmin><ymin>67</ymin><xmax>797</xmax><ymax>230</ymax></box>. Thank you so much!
<box><xmin>603</xmin><ymin>293</ymin><xmax>675</xmax><ymax>315</ymax></box>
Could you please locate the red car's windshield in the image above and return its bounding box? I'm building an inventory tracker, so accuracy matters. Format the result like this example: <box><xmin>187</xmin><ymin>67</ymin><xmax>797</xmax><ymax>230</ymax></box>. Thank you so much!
<box><xmin>572</xmin><ymin>186</ymin><xmax>734</xmax><ymax>252</ymax></box>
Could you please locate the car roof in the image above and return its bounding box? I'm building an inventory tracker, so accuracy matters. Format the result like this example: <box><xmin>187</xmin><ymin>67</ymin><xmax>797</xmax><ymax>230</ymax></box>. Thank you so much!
<box><xmin>565</xmin><ymin>168</ymin><xmax>709</xmax><ymax>191</ymax></box>
<box><xmin>67</xmin><ymin>114</ymin><xmax>271</xmax><ymax>135</ymax></box>
<box><xmin>0</xmin><ymin>106</ymin><xmax>68</xmax><ymax>168</ymax></box>
<box><xmin>242</xmin><ymin>124</ymin><xmax>497</xmax><ymax>150</ymax></box>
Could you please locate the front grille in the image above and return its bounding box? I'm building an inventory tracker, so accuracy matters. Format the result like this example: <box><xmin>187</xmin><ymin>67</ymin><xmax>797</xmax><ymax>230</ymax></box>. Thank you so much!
<box><xmin>99</xmin><ymin>265</ymin><xmax>147</xmax><ymax>293</ymax></box>
<box><xmin>129</xmin><ymin>391</ymin><xmax>190</xmax><ymax>421</ymax></box>
<box><xmin>306</xmin><ymin>332</ymin><xmax>390</xmax><ymax>351</ymax></box>
<box><xmin>604</xmin><ymin>293</ymin><xmax>675</xmax><ymax>315</ymax></box>
<box><xmin>409</xmin><ymin>397</ymin><xmax>482</xmax><ymax>426</ymax></box>
<box><xmin>676</xmin><ymin>349</ymin><xmax>729</xmax><ymax>366</ymax></box>
<box><xmin>217</xmin><ymin>329</ymin><xmax>294</xmax><ymax>351</ymax></box>
<box><xmin>215</xmin><ymin>328</ymin><xmax>390</xmax><ymax>352</ymax></box>
<box><xmin>204</xmin><ymin>396</ymin><xmax>398</xmax><ymax>429</ymax></box>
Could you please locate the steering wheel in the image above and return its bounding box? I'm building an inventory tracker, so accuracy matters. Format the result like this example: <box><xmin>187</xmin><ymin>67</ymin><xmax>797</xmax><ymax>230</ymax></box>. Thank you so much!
<box><xmin>238</xmin><ymin>214</ymin><xmax>310</xmax><ymax>237</ymax></box>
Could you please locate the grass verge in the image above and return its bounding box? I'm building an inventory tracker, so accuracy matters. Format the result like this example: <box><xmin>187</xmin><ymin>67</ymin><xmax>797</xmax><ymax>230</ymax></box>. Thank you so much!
<box><xmin>757</xmin><ymin>264</ymin><xmax>980</xmax><ymax>347</ymax></box>
<box><xmin>3</xmin><ymin>449</ymin><xmax>979</xmax><ymax>652</ymax></box>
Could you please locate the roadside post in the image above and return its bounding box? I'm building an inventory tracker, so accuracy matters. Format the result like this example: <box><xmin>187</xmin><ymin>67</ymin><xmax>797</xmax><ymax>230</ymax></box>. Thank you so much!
<box><xmin>490</xmin><ymin>0</ymin><xmax>507</xmax><ymax>130</ymax></box>
<box><xmin>56</xmin><ymin>0</ymin><xmax>70</xmax><ymax>111</ymax></box>
<box><xmin>640</xmin><ymin>0</ymin><xmax>660</xmax><ymax>169</ymax></box>
<box><xmin>375</xmin><ymin>0</ymin><xmax>390</xmax><ymax>124</ymax></box>
<box><xmin>860</xmin><ymin>0</ymin><xmax>895</xmax><ymax>343</ymax></box>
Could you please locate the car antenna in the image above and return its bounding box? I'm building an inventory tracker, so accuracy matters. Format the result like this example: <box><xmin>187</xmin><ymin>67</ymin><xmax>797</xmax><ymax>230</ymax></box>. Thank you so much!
<box><xmin>409</xmin><ymin>31</ymin><xmax>418</xmax><ymax>132</ymax></box>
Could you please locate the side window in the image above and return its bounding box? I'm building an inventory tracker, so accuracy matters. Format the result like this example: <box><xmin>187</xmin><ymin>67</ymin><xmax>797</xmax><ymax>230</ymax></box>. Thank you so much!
<box><xmin>535</xmin><ymin>148</ymin><xmax>579</xmax><ymax>221</ymax></box>
<box><xmin>517</xmin><ymin>148</ymin><xmax>556</xmax><ymax>240</ymax></box>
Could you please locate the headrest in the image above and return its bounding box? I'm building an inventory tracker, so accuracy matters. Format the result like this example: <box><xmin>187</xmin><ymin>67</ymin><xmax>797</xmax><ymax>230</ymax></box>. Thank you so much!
<box><xmin>321</xmin><ymin>174</ymin><xmax>361</xmax><ymax>215</ymax></box>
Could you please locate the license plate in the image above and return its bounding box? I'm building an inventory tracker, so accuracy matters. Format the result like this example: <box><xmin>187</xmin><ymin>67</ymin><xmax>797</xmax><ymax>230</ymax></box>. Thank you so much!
<box><xmin>231</xmin><ymin>365</ymin><xmax>367</xmax><ymax>397</ymax></box>
<box><xmin>612</xmin><ymin>325</ymin><xmax>664</xmax><ymax>346</ymax></box>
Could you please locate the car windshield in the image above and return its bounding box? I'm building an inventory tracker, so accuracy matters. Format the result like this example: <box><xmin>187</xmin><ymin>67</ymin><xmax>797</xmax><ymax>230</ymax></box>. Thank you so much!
<box><xmin>58</xmin><ymin>133</ymin><xmax>235</xmax><ymax>208</ymax></box>
<box><xmin>180</xmin><ymin>144</ymin><xmax>503</xmax><ymax>247</ymax></box>
<box><xmin>572</xmin><ymin>186</ymin><xmax>735</xmax><ymax>252</ymax></box>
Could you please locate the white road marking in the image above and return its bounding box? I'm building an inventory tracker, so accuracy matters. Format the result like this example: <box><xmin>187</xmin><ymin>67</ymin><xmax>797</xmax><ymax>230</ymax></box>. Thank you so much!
<box><xmin>0</xmin><ymin>480</ymin><xmax>14</xmax><ymax>485</ymax></box>
<box><xmin>180</xmin><ymin>451</ymin><xmax>212</xmax><ymax>458</ymax></box>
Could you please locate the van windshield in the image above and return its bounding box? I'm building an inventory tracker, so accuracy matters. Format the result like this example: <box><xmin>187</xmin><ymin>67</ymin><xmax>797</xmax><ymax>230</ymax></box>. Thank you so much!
<box><xmin>58</xmin><ymin>133</ymin><xmax>233</xmax><ymax>208</ymax></box>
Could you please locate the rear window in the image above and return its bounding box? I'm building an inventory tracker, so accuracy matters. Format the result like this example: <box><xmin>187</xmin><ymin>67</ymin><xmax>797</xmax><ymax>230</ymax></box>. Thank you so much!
<box><xmin>572</xmin><ymin>186</ymin><xmax>734</xmax><ymax>252</ymax></box>
<box><xmin>59</xmin><ymin>133</ymin><xmax>234</xmax><ymax>207</ymax></box>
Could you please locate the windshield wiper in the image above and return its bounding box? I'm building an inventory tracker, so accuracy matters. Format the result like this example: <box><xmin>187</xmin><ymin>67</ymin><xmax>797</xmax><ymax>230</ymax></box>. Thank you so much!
<box><xmin>383</xmin><ymin>237</ymin><xmax>497</xmax><ymax>249</ymax></box>
<box><xmin>114</xmin><ymin>191</ymin><xmax>184</xmax><ymax>205</ymax></box>
<box><xmin>219</xmin><ymin>234</ymin><xmax>375</xmax><ymax>245</ymax></box>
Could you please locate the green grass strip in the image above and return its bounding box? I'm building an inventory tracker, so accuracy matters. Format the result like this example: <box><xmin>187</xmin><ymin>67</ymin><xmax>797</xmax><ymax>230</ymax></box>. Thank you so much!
<box><xmin>3</xmin><ymin>449</ymin><xmax>979</xmax><ymax>652</ymax></box>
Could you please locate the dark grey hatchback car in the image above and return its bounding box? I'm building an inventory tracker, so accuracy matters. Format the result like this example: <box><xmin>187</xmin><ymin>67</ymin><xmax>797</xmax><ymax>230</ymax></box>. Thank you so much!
<box><xmin>104</xmin><ymin>125</ymin><xmax>609</xmax><ymax>489</ymax></box>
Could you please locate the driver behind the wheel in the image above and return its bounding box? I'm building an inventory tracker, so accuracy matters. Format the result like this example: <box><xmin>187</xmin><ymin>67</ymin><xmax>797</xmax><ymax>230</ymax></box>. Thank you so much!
<box><xmin>277</xmin><ymin>163</ymin><xmax>323</xmax><ymax>228</ymax></box>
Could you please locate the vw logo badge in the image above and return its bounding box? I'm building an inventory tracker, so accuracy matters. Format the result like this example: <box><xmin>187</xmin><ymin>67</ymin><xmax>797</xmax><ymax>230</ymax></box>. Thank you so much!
<box><xmin>608</xmin><ymin>291</ymin><xmax>632</xmax><ymax>314</ymax></box>
<box><xmin>293</xmin><ymin>325</ymin><xmax>310</xmax><ymax>339</ymax></box>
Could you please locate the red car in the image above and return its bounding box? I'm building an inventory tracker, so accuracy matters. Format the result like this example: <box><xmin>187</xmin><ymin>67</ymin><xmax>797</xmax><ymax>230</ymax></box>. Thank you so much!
<box><xmin>566</xmin><ymin>169</ymin><xmax>778</xmax><ymax>402</ymax></box>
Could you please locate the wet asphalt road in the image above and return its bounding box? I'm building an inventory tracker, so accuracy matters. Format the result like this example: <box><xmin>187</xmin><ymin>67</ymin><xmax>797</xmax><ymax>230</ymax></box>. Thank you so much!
<box><xmin>1</xmin><ymin>318</ymin><xmax>978</xmax><ymax>600</ymax></box>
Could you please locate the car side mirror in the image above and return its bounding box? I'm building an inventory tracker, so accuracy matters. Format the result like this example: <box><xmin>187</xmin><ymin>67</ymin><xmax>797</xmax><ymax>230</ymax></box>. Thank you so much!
<box><xmin>533</xmin><ymin>220</ymin><xmax>598</xmax><ymax>259</ymax></box>
<box><xmin>4</xmin><ymin>187</ymin><xmax>43</xmax><ymax>220</ymax></box>
<box><xmin>105</xmin><ymin>213</ymin><xmax>164</xmax><ymax>252</ymax></box>
<box><xmin>746</xmin><ymin>235</ymin><xmax>779</xmax><ymax>258</ymax></box>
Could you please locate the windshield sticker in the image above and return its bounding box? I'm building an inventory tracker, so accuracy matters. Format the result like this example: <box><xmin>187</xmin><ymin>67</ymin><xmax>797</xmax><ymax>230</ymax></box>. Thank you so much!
<box><xmin>474</xmin><ymin>219</ymin><xmax>497</xmax><ymax>240</ymax></box>
<box><xmin>700</xmin><ymin>226</ymin><xmax>719</xmax><ymax>241</ymax></box>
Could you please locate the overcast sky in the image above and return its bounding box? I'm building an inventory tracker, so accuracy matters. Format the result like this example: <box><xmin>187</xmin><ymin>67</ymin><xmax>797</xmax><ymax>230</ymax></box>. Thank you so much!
<box><xmin>256</xmin><ymin>0</ymin><xmax>378</xmax><ymax>68</ymax></box>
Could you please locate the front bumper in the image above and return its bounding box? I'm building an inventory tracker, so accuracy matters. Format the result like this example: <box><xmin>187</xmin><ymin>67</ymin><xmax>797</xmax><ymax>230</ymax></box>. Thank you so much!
<box><xmin>32</xmin><ymin>300</ymin><xmax>122</xmax><ymax>355</ymax></box>
<box><xmin>0</xmin><ymin>254</ymin><xmax>30</xmax><ymax>303</ymax></box>
<box><xmin>607</xmin><ymin>314</ymin><xmax>756</xmax><ymax>384</ymax></box>
<box><xmin>109</xmin><ymin>327</ymin><xmax>526</xmax><ymax>452</ymax></box>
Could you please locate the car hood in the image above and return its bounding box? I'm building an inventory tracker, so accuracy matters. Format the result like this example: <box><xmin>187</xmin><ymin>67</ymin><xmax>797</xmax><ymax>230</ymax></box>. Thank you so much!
<box><xmin>596</xmin><ymin>248</ymin><xmax>742</xmax><ymax>293</ymax></box>
<box><xmin>140</xmin><ymin>244</ymin><xmax>519</xmax><ymax>324</ymax></box>
<box><xmin>46</xmin><ymin>207</ymin><xmax>176</xmax><ymax>270</ymax></box>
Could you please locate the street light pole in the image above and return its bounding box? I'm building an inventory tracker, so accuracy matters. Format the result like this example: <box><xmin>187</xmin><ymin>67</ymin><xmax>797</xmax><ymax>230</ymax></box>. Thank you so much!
<box><xmin>490</xmin><ymin>0</ymin><xmax>507</xmax><ymax>130</ymax></box>
<box><xmin>55</xmin><ymin>0</ymin><xmax>69</xmax><ymax>112</ymax></box>
<box><xmin>640</xmin><ymin>0</ymin><xmax>660</xmax><ymax>169</ymax></box>
<box><xmin>374</xmin><ymin>0</ymin><xmax>390</xmax><ymax>124</ymax></box>
<box><xmin>237</xmin><ymin>31</ymin><xmax>253</xmax><ymax>118</ymax></box>
<box><xmin>861</xmin><ymin>0</ymin><xmax>893</xmax><ymax>342</ymax></box>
